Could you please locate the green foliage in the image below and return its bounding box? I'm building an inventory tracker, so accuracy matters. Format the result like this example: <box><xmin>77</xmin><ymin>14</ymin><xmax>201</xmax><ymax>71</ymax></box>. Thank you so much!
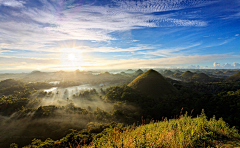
<box><xmin>9</xmin><ymin>143</ymin><xmax>18</xmax><ymax>148</ymax></box>
<box><xmin>73</xmin><ymin>88</ymin><xmax>98</xmax><ymax>99</ymax></box>
<box><xmin>22</xmin><ymin>122</ymin><xmax>116</xmax><ymax>148</ymax></box>
<box><xmin>0</xmin><ymin>95</ymin><xmax>29</xmax><ymax>116</ymax></box>
<box><xmin>0</xmin><ymin>79</ymin><xmax>24</xmax><ymax>89</ymax></box>
<box><xmin>0</xmin><ymin>80</ymin><xmax>52</xmax><ymax>95</ymax></box>
<box><xmin>57</xmin><ymin>80</ymin><xmax>83</xmax><ymax>88</ymax></box>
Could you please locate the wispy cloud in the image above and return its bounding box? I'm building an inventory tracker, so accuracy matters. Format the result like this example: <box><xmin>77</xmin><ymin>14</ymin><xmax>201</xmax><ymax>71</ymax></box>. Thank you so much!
<box><xmin>205</xmin><ymin>37</ymin><xmax>236</xmax><ymax>48</ymax></box>
<box><xmin>219</xmin><ymin>38</ymin><xmax>236</xmax><ymax>45</ymax></box>
<box><xmin>137</xmin><ymin>43</ymin><xmax>201</xmax><ymax>57</ymax></box>
<box><xmin>0</xmin><ymin>0</ymin><xmax>210</xmax><ymax>52</ymax></box>
<box><xmin>1</xmin><ymin>53</ymin><xmax>239</xmax><ymax>70</ymax></box>
<box><xmin>0</xmin><ymin>0</ymin><xmax>25</xmax><ymax>7</ymax></box>
<box><xmin>113</xmin><ymin>0</ymin><xmax>217</xmax><ymax>13</ymax></box>
<box><xmin>79</xmin><ymin>54</ymin><xmax>240</xmax><ymax>69</ymax></box>
<box><xmin>0</xmin><ymin>56</ymin><xmax>59</xmax><ymax>70</ymax></box>
<box><xmin>73</xmin><ymin>44</ymin><xmax>158</xmax><ymax>53</ymax></box>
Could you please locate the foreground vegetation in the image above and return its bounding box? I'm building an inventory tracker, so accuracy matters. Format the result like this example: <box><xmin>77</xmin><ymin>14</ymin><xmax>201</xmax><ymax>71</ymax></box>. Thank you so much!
<box><xmin>19</xmin><ymin>112</ymin><xmax>240</xmax><ymax>148</ymax></box>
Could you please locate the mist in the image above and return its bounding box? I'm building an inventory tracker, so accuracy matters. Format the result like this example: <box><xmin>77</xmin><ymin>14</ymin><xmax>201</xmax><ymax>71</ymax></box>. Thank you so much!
<box><xmin>0</xmin><ymin>76</ymin><xmax>123</xmax><ymax>147</ymax></box>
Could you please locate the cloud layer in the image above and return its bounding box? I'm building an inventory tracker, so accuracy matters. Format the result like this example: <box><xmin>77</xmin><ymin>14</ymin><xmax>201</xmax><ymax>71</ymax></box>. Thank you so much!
<box><xmin>0</xmin><ymin>0</ymin><xmax>25</xmax><ymax>7</ymax></box>
<box><xmin>1</xmin><ymin>54</ymin><xmax>239</xmax><ymax>71</ymax></box>
<box><xmin>0</xmin><ymin>0</ymin><xmax>212</xmax><ymax>52</ymax></box>
<box><xmin>213</xmin><ymin>62</ymin><xmax>240</xmax><ymax>69</ymax></box>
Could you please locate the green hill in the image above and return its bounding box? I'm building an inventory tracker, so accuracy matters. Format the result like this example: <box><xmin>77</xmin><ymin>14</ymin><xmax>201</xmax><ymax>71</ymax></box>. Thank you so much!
<box><xmin>216</xmin><ymin>71</ymin><xmax>223</xmax><ymax>74</ymax></box>
<box><xmin>127</xmin><ymin>69</ymin><xmax>177</xmax><ymax>98</ymax></box>
<box><xmin>192</xmin><ymin>73</ymin><xmax>210</xmax><ymax>80</ymax></box>
<box><xmin>0</xmin><ymin>79</ymin><xmax>24</xmax><ymax>89</ymax></box>
<box><xmin>162</xmin><ymin>70</ymin><xmax>174</xmax><ymax>76</ymax></box>
<box><xmin>173</xmin><ymin>72</ymin><xmax>181</xmax><ymax>77</ymax></box>
<box><xmin>223</xmin><ymin>70</ymin><xmax>237</xmax><ymax>75</ymax></box>
<box><xmin>22</xmin><ymin>71</ymin><xmax>50</xmax><ymax>81</ymax></box>
<box><xmin>134</xmin><ymin>69</ymin><xmax>144</xmax><ymax>76</ymax></box>
<box><xmin>126</xmin><ymin>69</ymin><xmax>134</xmax><ymax>72</ymax></box>
<box><xmin>120</xmin><ymin>71</ymin><xmax>126</xmax><ymax>75</ymax></box>
<box><xmin>226</xmin><ymin>72</ymin><xmax>240</xmax><ymax>81</ymax></box>
<box><xmin>174</xmin><ymin>70</ymin><xmax>181</xmax><ymax>73</ymax></box>
<box><xmin>181</xmin><ymin>71</ymin><xmax>194</xmax><ymax>78</ymax></box>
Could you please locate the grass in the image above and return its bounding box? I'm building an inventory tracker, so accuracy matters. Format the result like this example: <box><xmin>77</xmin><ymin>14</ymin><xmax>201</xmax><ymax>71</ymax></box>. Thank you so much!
<box><xmin>83</xmin><ymin>111</ymin><xmax>240</xmax><ymax>148</ymax></box>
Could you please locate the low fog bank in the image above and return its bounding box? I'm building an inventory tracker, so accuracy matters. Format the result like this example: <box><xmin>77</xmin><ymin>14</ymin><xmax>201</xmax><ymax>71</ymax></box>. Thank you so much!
<box><xmin>0</xmin><ymin>82</ymin><xmax>120</xmax><ymax>147</ymax></box>
<box><xmin>33</xmin><ymin>83</ymin><xmax>113</xmax><ymax>111</ymax></box>
<box><xmin>0</xmin><ymin>110</ymin><xmax>99</xmax><ymax>147</ymax></box>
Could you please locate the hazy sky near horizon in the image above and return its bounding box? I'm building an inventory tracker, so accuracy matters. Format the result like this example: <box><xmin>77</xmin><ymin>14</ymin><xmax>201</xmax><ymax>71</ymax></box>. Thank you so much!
<box><xmin>0</xmin><ymin>0</ymin><xmax>240</xmax><ymax>72</ymax></box>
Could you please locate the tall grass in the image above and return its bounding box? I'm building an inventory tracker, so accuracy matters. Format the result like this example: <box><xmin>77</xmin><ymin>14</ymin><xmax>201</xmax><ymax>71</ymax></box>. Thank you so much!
<box><xmin>83</xmin><ymin>110</ymin><xmax>239</xmax><ymax>148</ymax></box>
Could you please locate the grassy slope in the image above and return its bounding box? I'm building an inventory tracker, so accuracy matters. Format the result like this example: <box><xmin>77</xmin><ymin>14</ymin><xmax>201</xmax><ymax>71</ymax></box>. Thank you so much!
<box><xmin>127</xmin><ymin>69</ymin><xmax>177</xmax><ymax>98</ymax></box>
<box><xmin>226</xmin><ymin>72</ymin><xmax>240</xmax><ymax>81</ymax></box>
<box><xmin>87</xmin><ymin>112</ymin><xmax>240</xmax><ymax>148</ymax></box>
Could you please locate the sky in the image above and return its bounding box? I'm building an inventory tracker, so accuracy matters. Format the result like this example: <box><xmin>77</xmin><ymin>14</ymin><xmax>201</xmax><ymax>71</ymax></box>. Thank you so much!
<box><xmin>0</xmin><ymin>0</ymin><xmax>240</xmax><ymax>72</ymax></box>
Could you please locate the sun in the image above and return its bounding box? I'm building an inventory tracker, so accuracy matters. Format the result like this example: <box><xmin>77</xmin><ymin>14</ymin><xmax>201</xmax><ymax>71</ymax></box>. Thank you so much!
<box><xmin>68</xmin><ymin>53</ymin><xmax>75</xmax><ymax>61</ymax></box>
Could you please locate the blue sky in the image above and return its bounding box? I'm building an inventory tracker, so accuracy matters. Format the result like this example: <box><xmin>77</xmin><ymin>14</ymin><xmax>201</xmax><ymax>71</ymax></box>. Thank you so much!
<box><xmin>0</xmin><ymin>0</ymin><xmax>240</xmax><ymax>72</ymax></box>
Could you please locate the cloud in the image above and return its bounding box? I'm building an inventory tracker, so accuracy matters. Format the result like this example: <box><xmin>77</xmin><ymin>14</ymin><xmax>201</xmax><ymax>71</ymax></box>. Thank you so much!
<box><xmin>137</xmin><ymin>43</ymin><xmax>201</xmax><ymax>57</ymax></box>
<box><xmin>202</xmin><ymin>66</ymin><xmax>212</xmax><ymax>69</ymax></box>
<box><xmin>188</xmin><ymin>65</ymin><xmax>200</xmax><ymax>69</ymax></box>
<box><xmin>0</xmin><ymin>56</ymin><xmax>60</xmax><ymax>70</ymax></box>
<box><xmin>87</xmin><ymin>54</ymin><xmax>239</xmax><ymax>69</ymax></box>
<box><xmin>1</xmin><ymin>53</ymin><xmax>237</xmax><ymax>71</ymax></box>
<box><xmin>213</xmin><ymin>62</ymin><xmax>240</xmax><ymax>69</ymax></box>
<box><xmin>0</xmin><ymin>0</ymin><xmax>25</xmax><ymax>7</ymax></box>
<box><xmin>0</xmin><ymin>0</ymin><xmax>210</xmax><ymax>52</ymax></box>
<box><xmin>222</xmin><ymin>63</ymin><xmax>232</xmax><ymax>68</ymax></box>
<box><xmin>213</xmin><ymin>62</ymin><xmax>221</xmax><ymax>67</ymax></box>
<box><xmin>219</xmin><ymin>38</ymin><xmax>236</xmax><ymax>45</ymax></box>
<box><xmin>74</xmin><ymin>44</ymin><xmax>157</xmax><ymax>53</ymax></box>
<box><xmin>113</xmin><ymin>0</ymin><xmax>216</xmax><ymax>13</ymax></box>
<box><xmin>233</xmin><ymin>62</ymin><xmax>240</xmax><ymax>68</ymax></box>
<box><xmin>204</xmin><ymin>37</ymin><xmax>237</xmax><ymax>49</ymax></box>
<box><xmin>223</xmin><ymin>12</ymin><xmax>240</xmax><ymax>20</ymax></box>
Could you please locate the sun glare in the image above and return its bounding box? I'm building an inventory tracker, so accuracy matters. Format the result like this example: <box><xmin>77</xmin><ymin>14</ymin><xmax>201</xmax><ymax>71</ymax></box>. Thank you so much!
<box><xmin>68</xmin><ymin>53</ymin><xmax>75</xmax><ymax>61</ymax></box>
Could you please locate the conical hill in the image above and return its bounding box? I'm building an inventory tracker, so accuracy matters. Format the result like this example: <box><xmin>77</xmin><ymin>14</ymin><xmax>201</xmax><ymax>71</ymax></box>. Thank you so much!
<box><xmin>162</xmin><ymin>70</ymin><xmax>174</xmax><ymax>76</ymax></box>
<box><xmin>127</xmin><ymin>69</ymin><xmax>177</xmax><ymax>98</ymax></box>
<box><xmin>216</xmin><ymin>71</ymin><xmax>223</xmax><ymax>74</ymax></box>
<box><xmin>134</xmin><ymin>69</ymin><xmax>144</xmax><ymax>75</ymax></box>
<box><xmin>226</xmin><ymin>72</ymin><xmax>240</xmax><ymax>81</ymax></box>
<box><xmin>181</xmin><ymin>71</ymin><xmax>194</xmax><ymax>78</ymax></box>
<box><xmin>173</xmin><ymin>72</ymin><xmax>181</xmax><ymax>77</ymax></box>
<box><xmin>192</xmin><ymin>73</ymin><xmax>210</xmax><ymax>80</ymax></box>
